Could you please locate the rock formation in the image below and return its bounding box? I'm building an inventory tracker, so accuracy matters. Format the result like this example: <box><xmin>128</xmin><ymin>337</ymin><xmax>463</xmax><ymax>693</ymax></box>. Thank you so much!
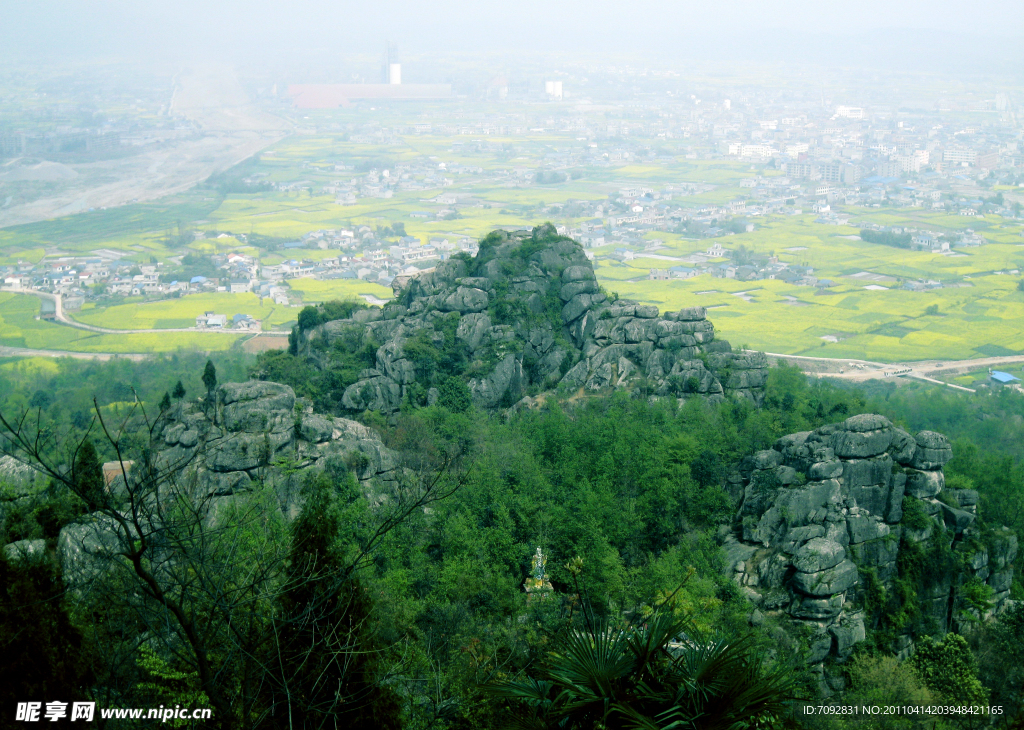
<box><xmin>723</xmin><ymin>414</ymin><xmax>1018</xmax><ymax>688</ymax></box>
<box><xmin>296</xmin><ymin>225</ymin><xmax>769</xmax><ymax>413</ymax></box>
<box><xmin>55</xmin><ymin>380</ymin><xmax>399</xmax><ymax>584</ymax></box>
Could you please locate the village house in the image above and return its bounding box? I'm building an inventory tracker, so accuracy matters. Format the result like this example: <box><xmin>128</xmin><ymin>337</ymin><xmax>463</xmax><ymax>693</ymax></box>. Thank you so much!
<box><xmin>196</xmin><ymin>312</ymin><xmax>228</xmax><ymax>329</ymax></box>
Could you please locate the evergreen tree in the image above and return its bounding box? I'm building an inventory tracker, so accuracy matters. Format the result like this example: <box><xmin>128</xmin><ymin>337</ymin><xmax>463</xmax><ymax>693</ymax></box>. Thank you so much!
<box><xmin>72</xmin><ymin>438</ymin><xmax>106</xmax><ymax>509</ymax></box>
<box><xmin>912</xmin><ymin>634</ymin><xmax>988</xmax><ymax>708</ymax></box>
<box><xmin>159</xmin><ymin>391</ymin><xmax>171</xmax><ymax>412</ymax></box>
<box><xmin>273</xmin><ymin>475</ymin><xmax>402</xmax><ymax>730</ymax></box>
<box><xmin>438</xmin><ymin>375</ymin><xmax>472</xmax><ymax>413</ymax></box>
<box><xmin>172</xmin><ymin>380</ymin><xmax>186</xmax><ymax>400</ymax></box>
<box><xmin>0</xmin><ymin>552</ymin><xmax>91</xmax><ymax>713</ymax></box>
<box><xmin>202</xmin><ymin>360</ymin><xmax>217</xmax><ymax>398</ymax></box>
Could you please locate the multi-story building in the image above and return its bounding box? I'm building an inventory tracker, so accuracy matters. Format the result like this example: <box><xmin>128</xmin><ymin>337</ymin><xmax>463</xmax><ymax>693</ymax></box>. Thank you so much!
<box><xmin>943</xmin><ymin>147</ymin><xmax>977</xmax><ymax>165</ymax></box>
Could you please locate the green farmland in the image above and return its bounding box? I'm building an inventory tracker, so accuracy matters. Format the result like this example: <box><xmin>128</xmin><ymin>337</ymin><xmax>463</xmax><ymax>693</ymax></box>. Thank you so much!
<box><xmin>0</xmin><ymin>293</ymin><xmax>244</xmax><ymax>354</ymax></box>
<box><xmin>1</xmin><ymin>123</ymin><xmax>1022</xmax><ymax>362</ymax></box>
<box><xmin>74</xmin><ymin>292</ymin><xmax>297</xmax><ymax>330</ymax></box>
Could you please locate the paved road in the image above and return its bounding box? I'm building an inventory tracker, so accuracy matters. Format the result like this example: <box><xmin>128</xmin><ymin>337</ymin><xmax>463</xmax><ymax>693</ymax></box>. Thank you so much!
<box><xmin>4</xmin><ymin>288</ymin><xmax>292</xmax><ymax>336</ymax></box>
<box><xmin>0</xmin><ymin>346</ymin><xmax>149</xmax><ymax>362</ymax></box>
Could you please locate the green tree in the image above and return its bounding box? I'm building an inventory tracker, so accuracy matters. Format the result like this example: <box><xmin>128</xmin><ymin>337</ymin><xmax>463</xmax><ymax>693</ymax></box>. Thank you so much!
<box><xmin>202</xmin><ymin>360</ymin><xmax>217</xmax><ymax>398</ymax></box>
<box><xmin>172</xmin><ymin>380</ymin><xmax>186</xmax><ymax>400</ymax></box>
<box><xmin>969</xmin><ymin>602</ymin><xmax>1024</xmax><ymax>721</ymax></box>
<box><xmin>836</xmin><ymin>654</ymin><xmax>943</xmax><ymax>730</ymax></box>
<box><xmin>438</xmin><ymin>375</ymin><xmax>472</xmax><ymax>413</ymax></box>
<box><xmin>72</xmin><ymin>438</ymin><xmax>106</xmax><ymax>509</ymax></box>
<box><xmin>0</xmin><ymin>552</ymin><xmax>91</xmax><ymax>712</ymax></box>
<box><xmin>911</xmin><ymin>633</ymin><xmax>988</xmax><ymax>708</ymax></box>
<box><xmin>273</xmin><ymin>474</ymin><xmax>402</xmax><ymax>729</ymax></box>
<box><xmin>159</xmin><ymin>391</ymin><xmax>171</xmax><ymax>412</ymax></box>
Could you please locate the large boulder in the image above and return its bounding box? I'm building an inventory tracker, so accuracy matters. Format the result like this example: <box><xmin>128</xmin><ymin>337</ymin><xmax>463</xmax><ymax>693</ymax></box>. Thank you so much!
<box><xmin>3</xmin><ymin>538</ymin><xmax>47</xmax><ymax>564</ymax></box>
<box><xmin>791</xmin><ymin>559</ymin><xmax>859</xmax><ymax>596</ymax></box>
<box><xmin>220</xmin><ymin>381</ymin><xmax>296</xmax><ymax>432</ymax></box>
<box><xmin>912</xmin><ymin>431</ymin><xmax>952</xmax><ymax>470</ymax></box>
<box><xmin>58</xmin><ymin>514</ymin><xmax>124</xmax><ymax>586</ymax></box>
<box><xmin>792</xmin><ymin>538</ymin><xmax>846</xmax><ymax>573</ymax></box>
<box><xmin>905</xmin><ymin>469</ymin><xmax>944</xmax><ymax>498</ymax></box>
<box><xmin>831</xmin><ymin>418</ymin><xmax>893</xmax><ymax>458</ymax></box>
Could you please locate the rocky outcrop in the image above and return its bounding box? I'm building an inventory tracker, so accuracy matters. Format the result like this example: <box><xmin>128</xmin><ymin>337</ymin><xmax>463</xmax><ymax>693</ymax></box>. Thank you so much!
<box><xmin>156</xmin><ymin>381</ymin><xmax>398</xmax><ymax>517</ymax></box>
<box><xmin>294</xmin><ymin>226</ymin><xmax>768</xmax><ymax>414</ymax></box>
<box><xmin>724</xmin><ymin>414</ymin><xmax>1017</xmax><ymax>681</ymax></box>
<box><xmin>52</xmin><ymin>380</ymin><xmax>399</xmax><ymax>585</ymax></box>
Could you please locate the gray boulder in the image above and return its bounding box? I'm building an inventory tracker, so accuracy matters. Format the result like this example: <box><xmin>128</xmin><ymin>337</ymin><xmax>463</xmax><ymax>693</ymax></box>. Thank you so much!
<box><xmin>847</xmin><ymin>514</ymin><xmax>890</xmax><ymax>544</ymax></box>
<box><xmin>849</xmin><ymin>536</ymin><xmax>900</xmax><ymax>567</ymax></box>
<box><xmin>831</xmin><ymin>426</ymin><xmax>892</xmax><ymax>459</ymax></box>
<box><xmin>791</xmin><ymin>559</ymin><xmax>859</xmax><ymax>596</ymax></box>
<box><xmin>905</xmin><ymin>469</ymin><xmax>944</xmax><ymax>498</ymax></box>
<box><xmin>341</xmin><ymin>375</ymin><xmax>401</xmax><ymax>412</ymax></box>
<box><xmin>940</xmin><ymin>503</ymin><xmax>975</xmax><ymax>534</ymax></box>
<box><xmin>809</xmin><ymin>460</ymin><xmax>844</xmax><ymax>480</ymax></box>
<box><xmin>793</xmin><ymin>538</ymin><xmax>846</xmax><ymax>573</ymax></box>
<box><xmin>790</xmin><ymin>594</ymin><xmax>845</xmax><ymax>619</ymax></box>
<box><xmin>780</xmin><ymin>525</ymin><xmax>826</xmax><ymax>554</ymax></box>
<box><xmin>220</xmin><ymin>381</ymin><xmax>296</xmax><ymax>432</ymax></box>
<box><xmin>58</xmin><ymin>515</ymin><xmax>124</xmax><ymax>586</ymax></box>
<box><xmin>912</xmin><ymin>431</ymin><xmax>952</xmax><ymax>470</ymax></box>
<box><xmin>890</xmin><ymin>429</ymin><xmax>917</xmax><ymax>465</ymax></box>
<box><xmin>830</xmin><ymin>613</ymin><xmax>867</xmax><ymax>658</ymax></box>
<box><xmin>3</xmin><ymin>538</ymin><xmax>47</xmax><ymax>563</ymax></box>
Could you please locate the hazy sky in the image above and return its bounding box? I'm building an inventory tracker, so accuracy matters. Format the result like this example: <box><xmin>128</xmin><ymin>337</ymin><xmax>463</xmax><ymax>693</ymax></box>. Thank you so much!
<box><xmin>2</xmin><ymin>0</ymin><xmax>1022</xmax><ymax>73</ymax></box>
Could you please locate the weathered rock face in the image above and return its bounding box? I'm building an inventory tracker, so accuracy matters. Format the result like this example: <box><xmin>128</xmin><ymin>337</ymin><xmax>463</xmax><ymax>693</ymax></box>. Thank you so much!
<box><xmin>159</xmin><ymin>381</ymin><xmax>398</xmax><ymax>516</ymax></box>
<box><xmin>724</xmin><ymin>414</ymin><xmax>1017</xmax><ymax>675</ymax></box>
<box><xmin>52</xmin><ymin>380</ymin><xmax>400</xmax><ymax>585</ymax></box>
<box><xmin>297</xmin><ymin>226</ymin><xmax>769</xmax><ymax>414</ymax></box>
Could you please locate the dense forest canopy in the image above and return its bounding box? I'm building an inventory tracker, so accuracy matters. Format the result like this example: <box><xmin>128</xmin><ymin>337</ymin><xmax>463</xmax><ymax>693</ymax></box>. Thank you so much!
<box><xmin>1</xmin><ymin>327</ymin><xmax>1023</xmax><ymax>727</ymax></box>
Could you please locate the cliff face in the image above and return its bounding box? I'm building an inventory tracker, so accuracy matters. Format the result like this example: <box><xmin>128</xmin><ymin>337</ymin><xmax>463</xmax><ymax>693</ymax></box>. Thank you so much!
<box><xmin>724</xmin><ymin>414</ymin><xmax>1018</xmax><ymax>687</ymax></box>
<box><xmin>300</xmin><ymin>226</ymin><xmax>770</xmax><ymax>413</ymax></box>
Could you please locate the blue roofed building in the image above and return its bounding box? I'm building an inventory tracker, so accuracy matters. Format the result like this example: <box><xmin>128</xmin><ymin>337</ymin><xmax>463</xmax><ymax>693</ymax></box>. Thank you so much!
<box><xmin>990</xmin><ymin>371</ymin><xmax>1021</xmax><ymax>385</ymax></box>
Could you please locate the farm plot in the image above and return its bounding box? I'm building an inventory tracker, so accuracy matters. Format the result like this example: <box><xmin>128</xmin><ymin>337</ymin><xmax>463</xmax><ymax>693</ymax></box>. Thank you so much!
<box><xmin>284</xmin><ymin>278</ymin><xmax>394</xmax><ymax>305</ymax></box>
<box><xmin>0</xmin><ymin>293</ymin><xmax>244</xmax><ymax>353</ymax></box>
<box><xmin>74</xmin><ymin>292</ymin><xmax>297</xmax><ymax>330</ymax></box>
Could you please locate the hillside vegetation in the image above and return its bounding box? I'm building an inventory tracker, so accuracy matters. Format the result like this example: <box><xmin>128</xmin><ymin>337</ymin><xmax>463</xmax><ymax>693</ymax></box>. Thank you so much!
<box><xmin>2</xmin><ymin>234</ymin><xmax>1024</xmax><ymax>729</ymax></box>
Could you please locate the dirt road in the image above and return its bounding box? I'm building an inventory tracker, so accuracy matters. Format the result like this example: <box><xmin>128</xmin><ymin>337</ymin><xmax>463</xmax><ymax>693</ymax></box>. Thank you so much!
<box><xmin>762</xmin><ymin>350</ymin><xmax>1024</xmax><ymax>392</ymax></box>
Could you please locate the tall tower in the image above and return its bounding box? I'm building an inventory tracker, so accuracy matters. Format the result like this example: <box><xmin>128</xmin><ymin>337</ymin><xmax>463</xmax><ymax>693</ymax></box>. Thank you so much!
<box><xmin>383</xmin><ymin>42</ymin><xmax>401</xmax><ymax>85</ymax></box>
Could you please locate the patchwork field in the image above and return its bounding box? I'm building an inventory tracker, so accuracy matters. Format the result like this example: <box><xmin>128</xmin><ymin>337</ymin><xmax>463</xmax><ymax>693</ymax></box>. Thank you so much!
<box><xmin>74</xmin><ymin>292</ymin><xmax>298</xmax><ymax>330</ymax></box>
<box><xmin>1</xmin><ymin>125</ymin><xmax>1022</xmax><ymax>362</ymax></box>
<box><xmin>597</xmin><ymin>268</ymin><xmax>1024</xmax><ymax>361</ymax></box>
<box><xmin>0</xmin><ymin>293</ymin><xmax>244</xmax><ymax>353</ymax></box>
